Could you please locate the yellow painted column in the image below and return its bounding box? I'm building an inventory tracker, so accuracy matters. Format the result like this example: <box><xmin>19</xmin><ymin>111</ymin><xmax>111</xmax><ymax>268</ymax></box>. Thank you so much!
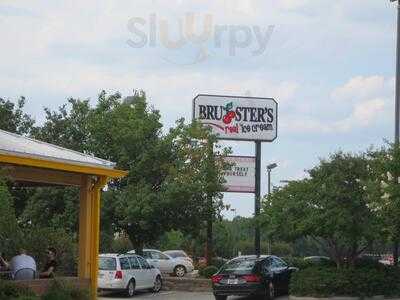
<box><xmin>78</xmin><ymin>175</ymin><xmax>92</xmax><ymax>279</ymax></box>
<box><xmin>90</xmin><ymin>176</ymin><xmax>108</xmax><ymax>300</ymax></box>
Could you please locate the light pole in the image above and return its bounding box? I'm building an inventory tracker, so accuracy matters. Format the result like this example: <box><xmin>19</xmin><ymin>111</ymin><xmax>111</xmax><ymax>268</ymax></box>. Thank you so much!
<box><xmin>267</xmin><ymin>163</ymin><xmax>278</xmax><ymax>195</ymax></box>
<box><xmin>391</xmin><ymin>0</ymin><xmax>400</xmax><ymax>144</ymax></box>
<box><xmin>391</xmin><ymin>0</ymin><xmax>400</xmax><ymax>267</ymax></box>
<box><xmin>266</xmin><ymin>163</ymin><xmax>277</xmax><ymax>255</ymax></box>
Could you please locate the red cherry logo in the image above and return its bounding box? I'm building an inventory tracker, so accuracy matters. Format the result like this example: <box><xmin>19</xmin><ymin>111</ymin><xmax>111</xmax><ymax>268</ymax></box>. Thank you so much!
<box><xmin>223</xmin><ymin>115</ymin><xmax>231</xmax><ymax>124</ymax></box>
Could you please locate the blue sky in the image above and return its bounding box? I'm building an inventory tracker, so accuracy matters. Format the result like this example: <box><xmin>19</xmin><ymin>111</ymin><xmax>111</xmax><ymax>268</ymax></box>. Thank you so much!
<box><xmin>0</xmin><ymin>0</ymin><xmax>398</xmax><ymax>218</ymax></box>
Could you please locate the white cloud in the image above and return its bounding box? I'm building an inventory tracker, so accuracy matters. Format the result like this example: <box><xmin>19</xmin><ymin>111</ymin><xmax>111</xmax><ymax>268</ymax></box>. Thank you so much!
<box><xmin>0</xmin><ymin>0</ymin><xmax>395</xmax><ymax>136</ymax></box>
<box><xmin>282</xmin><ymin>76</ymin><xmax>393</xmax><ymax>134</ymax></box>
<box><xmin>335</xmin><ymin>98</ymin><xmax>386</xmax><ymax>131</ymax></box>
<box><xmin>331</xmin><ymin>75</ymin><xmax>391</xmax><ymax>102</ymax></box>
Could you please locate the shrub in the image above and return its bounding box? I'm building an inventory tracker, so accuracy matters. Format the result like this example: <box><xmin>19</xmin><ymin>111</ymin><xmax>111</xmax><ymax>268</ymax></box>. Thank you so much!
<box><xmin>283</xmin><ymin>257</ymin><xmax>313</xmax><ymax>269</ymax></box>
<box><xmin>283</xmin><ymin>256</ymin><xmax>336</xmax><ymax>269</ymax></box>
<box><xmin>290</xmin><ymin>265</ymin><xmax>400</xmax><ymax>297</ymax></box>
<box><xmin>41</xmin><ymin>280</ymin><xmax>89</xmax><ymax>300</ymax></box>
<box><xmin>200</xmin><ymin>266</ymin><xmax>219</xmax><ymax>279</ymax></box>
<box><xmin>0</xmin><ymin>280</ymin><xmax>37</xmax><ymax>300</ymax></box>
<box><xmin>111</xmin><ymin>235</ymin><xmax>133</xmax><ymax>254</ymax></box>
<box><xmin>22</xmin><ymin>227</ymin><xmax>78</xmax><ymax>276</ymax></box>
<box><xmin>211</xmin><ymin>257</ymin><xmax>226</xmax><ymax>269</ymax></box>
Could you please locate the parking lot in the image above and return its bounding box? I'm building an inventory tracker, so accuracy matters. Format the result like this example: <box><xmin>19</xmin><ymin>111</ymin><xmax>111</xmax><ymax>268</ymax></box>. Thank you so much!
<box><xmin>99</xmin><ymin>291</ymin><xmax>289</xmax><ymax>300</ymax></box>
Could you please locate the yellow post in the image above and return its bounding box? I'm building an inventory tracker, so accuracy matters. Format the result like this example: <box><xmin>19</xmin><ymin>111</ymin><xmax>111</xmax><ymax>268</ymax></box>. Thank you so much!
<box><xmin>90</xmin><ymin>176</ymin><xmax>108</xmax><ymax>300</ymax></box>
<box><xmin>78</xmin><ymin>175</ymin><xmax>92</xmax><ymax>279</ymax></box>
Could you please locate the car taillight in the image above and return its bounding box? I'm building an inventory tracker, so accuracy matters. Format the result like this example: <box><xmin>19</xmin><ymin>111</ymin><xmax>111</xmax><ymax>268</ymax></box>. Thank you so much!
<box><xmin>242</xmin><ymin>274</ymin><xmax>261</xmax><ymax>283</ymax></box>
<box><xmin>115</xmin><ymin>271</ymin><xmax>123</xmax><ymax>279</ymax></box>
<box><xmin>211</xmin><ymin>275</ymin><xmax>223</xmax><ymax>283</ymax></box>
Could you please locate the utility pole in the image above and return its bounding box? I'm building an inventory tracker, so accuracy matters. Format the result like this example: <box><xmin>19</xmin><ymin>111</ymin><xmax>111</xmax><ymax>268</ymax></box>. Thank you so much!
<box><xmin>394</xmin><ymin>0</ymin><xmax>400</xmax><ymax>144</ymax></box>
<box><xmin>392</xmin><ymin>0</ymin><xmax>400</xmax><ymax>267</ymax></box>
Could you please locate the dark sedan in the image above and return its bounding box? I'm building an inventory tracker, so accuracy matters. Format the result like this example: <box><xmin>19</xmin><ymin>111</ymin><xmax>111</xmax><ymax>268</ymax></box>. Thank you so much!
<box><xmin>212</xmin><ymin>255</ymin><xmax>297</xmax><ymax>300</ymax></box>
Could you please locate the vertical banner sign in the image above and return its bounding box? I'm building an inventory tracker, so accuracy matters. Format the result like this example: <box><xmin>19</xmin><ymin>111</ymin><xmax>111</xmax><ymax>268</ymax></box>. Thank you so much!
<box><xmin>193</xmin><ymin>94</ymin><xmax>278</xmax><ymax>258</ymax></box>
<box><xmin>223</xmin><ymin>156</ymin><xmax>256</xmax><ymax>193</ymax></box>
<box><xmin>193</xmin><ymin>94</ymin><xmax>278</xmax><ymax>141</ymax></box>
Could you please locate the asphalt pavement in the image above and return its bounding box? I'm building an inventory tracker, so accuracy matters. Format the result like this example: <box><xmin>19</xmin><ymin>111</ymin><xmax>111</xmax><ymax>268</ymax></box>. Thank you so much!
<box><xmin>98</xmin><ymin>291</ymin><xmax>289</xmax><ymax>300</ymax></box>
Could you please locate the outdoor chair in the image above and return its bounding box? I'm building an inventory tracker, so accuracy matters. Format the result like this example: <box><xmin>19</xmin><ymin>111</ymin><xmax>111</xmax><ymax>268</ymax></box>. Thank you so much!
<box><xmin>14</xmin><ymin>268</ymin><xmax>37</xmax><ymax>280</ymax></box>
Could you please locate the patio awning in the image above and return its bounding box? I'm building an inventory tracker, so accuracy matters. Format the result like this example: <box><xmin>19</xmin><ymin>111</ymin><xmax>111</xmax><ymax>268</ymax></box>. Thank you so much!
<box><xmin>0</xmin><ymin>129</ymin><xmax>127</xmax><ymax>300</ymax></box>
<box><xmin>0</xmin><ymin>129</ymin><xmax>126</xmax><ymax>178</ymax></box>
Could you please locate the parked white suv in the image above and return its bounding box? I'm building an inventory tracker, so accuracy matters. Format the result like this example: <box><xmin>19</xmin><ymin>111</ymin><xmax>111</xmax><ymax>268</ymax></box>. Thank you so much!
<box><xmin>129</xmin><ymin>249</ymin><xmax>194</xmax><ymax>277</ymax></box>
<box><xmin>98</xmin><ymin>254</ymin><xmax>162</xmax><ymax>297</ymax></box>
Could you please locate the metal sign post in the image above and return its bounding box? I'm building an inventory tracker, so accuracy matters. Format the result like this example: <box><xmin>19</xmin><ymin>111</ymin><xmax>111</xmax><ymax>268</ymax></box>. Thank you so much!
<box><xmin>254</xmin><ymin>141</ymin><xmax>262</xmax><ymax>257</ymax></box>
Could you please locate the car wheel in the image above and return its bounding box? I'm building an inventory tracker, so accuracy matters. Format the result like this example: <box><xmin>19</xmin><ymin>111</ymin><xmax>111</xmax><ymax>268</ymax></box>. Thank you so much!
<box><xmin>126</xmin><ymin>279</ymin><xmax>135</xmax><ymax>297</ymax></box>
<box><xmin>214</xmin><ymin>295</ymin><xmax>227</xmax><ymax>300</ymax></box>
<box><xmin>153</xmin><ymin>275</ymin><xmax>162</xmax><ymax>293</ymax></box>
<box><xmin>174</xmin><ymin>265</ymin><xmax>186</xmax><ymax>277</ymax></box>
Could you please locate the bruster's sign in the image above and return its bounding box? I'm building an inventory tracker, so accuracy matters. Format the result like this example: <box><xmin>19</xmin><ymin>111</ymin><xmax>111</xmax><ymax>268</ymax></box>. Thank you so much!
<box><xmin>193</xmin><ymin>94</ymin><xmax>277</xmax><ymax>141</ymax></box>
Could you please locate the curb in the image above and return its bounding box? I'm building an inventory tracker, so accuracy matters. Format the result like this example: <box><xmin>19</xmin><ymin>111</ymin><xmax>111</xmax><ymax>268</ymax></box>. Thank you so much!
<box><xmin>290</xmin><ymin>296</ymin><xmax>394</xmax><ymax>300</ymax></box>
<box><xmin>163</xmin><ymin>276</ymin><xmax>212</xmax><ymax>292</ymax></box>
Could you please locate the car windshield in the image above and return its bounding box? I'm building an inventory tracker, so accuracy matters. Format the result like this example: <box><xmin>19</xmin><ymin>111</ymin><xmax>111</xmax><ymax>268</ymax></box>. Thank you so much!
<box><xmin>99</xmin><ymin>257</ymin><xmax>117</xmax><ymax>271</ymax></box>
<box><xmin>165</xmin><ymin>251</ymin><xmax>185</xmax><ymax>258</ymax></box>
<box><xmin>221</xmin><ymin>258</ymin><xmax>257</xmax><ymax>274</ymax></box>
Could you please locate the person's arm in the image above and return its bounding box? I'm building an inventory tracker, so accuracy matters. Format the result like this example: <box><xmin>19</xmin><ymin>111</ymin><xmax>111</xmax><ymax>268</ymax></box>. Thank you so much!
<box><xmin>40</xmin><ymin>266</ymin><xmax>54</xmax><ymax>277</ymax></box>
<box><xmin>0</xmin><ymin>256</ymin><xmax>9</xmax><ymax>269</ymax></box>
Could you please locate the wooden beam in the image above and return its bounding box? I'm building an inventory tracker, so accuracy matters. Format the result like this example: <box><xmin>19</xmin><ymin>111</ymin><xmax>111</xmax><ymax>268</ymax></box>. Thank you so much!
<box><xmin>1</xmin><ymin>165</ymin><xmax>83</xmax><ymax>186</ymax></box>
<box><xmin>90</xmin><ymin>176</ymin><xmax>107</xmax><ymax>300</ymax></box>
<box><xmin>78</xmin><ymin>175</ymin><xmax>92</xmax><ymax>279</ymax></box>
<box><xmin>0</xmin><ymin>153</ymin><xmax>128</xmax><ymax>178</ymax></box>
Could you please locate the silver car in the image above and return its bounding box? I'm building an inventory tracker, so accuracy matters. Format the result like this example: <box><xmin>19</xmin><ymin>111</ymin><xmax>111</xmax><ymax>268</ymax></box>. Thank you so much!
<box><xmin>129</xmin><ymin>249</ymin><xmax>194</xmax><ymax>277</ymax></box>
<box><xmin>98</xmin><ymin>254</ymin><xmax>162</xmax><ymax>297</ymax></box>
<box><xmin>163</xmin><ymin>250</ymin><xmax>193</xmax><ymax>264</ymax></box>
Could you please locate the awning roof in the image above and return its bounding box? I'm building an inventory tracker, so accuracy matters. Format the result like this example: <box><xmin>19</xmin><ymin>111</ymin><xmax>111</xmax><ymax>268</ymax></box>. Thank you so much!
<box><xmin>0</xmin><ymin>129</ymin><xmax>127</xmax><ymax>178</ymax></box>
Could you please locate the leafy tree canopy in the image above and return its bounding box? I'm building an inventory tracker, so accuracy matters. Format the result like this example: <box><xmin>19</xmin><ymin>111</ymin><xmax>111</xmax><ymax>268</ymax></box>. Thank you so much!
<box><xmin>261</xmin><ymin>152</ymin><xmax>381</xmax><ymax>267</ymax></box>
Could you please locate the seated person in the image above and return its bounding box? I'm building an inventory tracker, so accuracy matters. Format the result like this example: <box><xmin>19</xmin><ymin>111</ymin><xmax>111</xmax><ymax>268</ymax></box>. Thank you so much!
<box><xmin>40</xmin><ymin>247</ymin><xmax>57</xmax><ymax>278</ymax></box>
<box><xmin>10</xmin><ymin>248</ymin><xmax>37</xmax><ymax>279</ymax></box>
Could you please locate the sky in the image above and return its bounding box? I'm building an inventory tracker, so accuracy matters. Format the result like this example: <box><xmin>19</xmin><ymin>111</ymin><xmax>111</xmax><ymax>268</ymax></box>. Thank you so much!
<box><xmin>0</xmin><ymin>0</ymin><xmax>398</xmax><ymax>219</ymax></box>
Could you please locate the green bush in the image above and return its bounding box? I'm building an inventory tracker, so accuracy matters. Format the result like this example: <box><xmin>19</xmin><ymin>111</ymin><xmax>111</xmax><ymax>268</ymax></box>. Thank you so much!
<box><xmin>41</xmin><ymin>280</ymin><xmax>89</xmax><ymax>300</ymax></box>
<box><xmin>283</xmin><ymin>256</ymin><xmax>336</xmax><ymax>269</ymax></box>
<box><xmin>210</xmin><ymin>258</ymin><xmax>226</xmax><ymax>269</ymax></box>
<box><xmin>200</xmin><ymin>266</ymin><xmax>219</xmax><ymax>279</ymax></box>
<box><xmin>22</xmin><ymin>227</ymin><xmax>78</xmax><ymax>276</ymax></box>
<box><xmin>290</xmin><ymin>265</ymin><xmax>400</xmax><ymax>297</ymax></box>
<box><xmin>283</xmin><ymin>257</ymin><xmax>313</xmax><ymax>269</ymax></box>
<box><xmin>0</xmin><ymin>280</ymin><xmax>38</xmax><ymax>300</ymax></box>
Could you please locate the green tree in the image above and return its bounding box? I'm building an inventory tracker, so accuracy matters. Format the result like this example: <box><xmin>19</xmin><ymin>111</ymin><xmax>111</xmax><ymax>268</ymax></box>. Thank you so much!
<box><xmin>0</xmin><ymin>97</ymin><xmax>35</xmax><ymax>135</ymax></box>
<box><xmin>1</xmin><ymin>92</ymin><xmax>229</xmax><ymax>257</ymax></box>
<box><xmin>0</xmin><ymin>176</ymin><xmax>22</xmax><ymax>256</ymax></box>
<box><xmin>262</xmin><ymin>152</ymin><xmax>380</xmax><ymax>268</ymax></box>
<box><xmin>20</xmin><ymin>187</ymin><xmax>79</xmax><ymax>233</ymax></box>
<box><xmin>32</xmin><ymin>98</ymin><xmax>91</xmax><ymax>152</ymax></box>
<box><xmin>366</xmin><ymin>144</ymin><xmax>400</xmax><ymax>265</ymax></box>
<box><xmin>116</xmin><ymin>119</ymin><xmax>228</xmax><ymax>254</ymax></box>
<box><xmin>158</xmin><ymin>230</ymin><xmax>185</xmax><ymax>250</ymax></box>
<box><xmin>0</xmin><ymin>98</ymin><xmax>36</xmax><ymax>215</ymax></box>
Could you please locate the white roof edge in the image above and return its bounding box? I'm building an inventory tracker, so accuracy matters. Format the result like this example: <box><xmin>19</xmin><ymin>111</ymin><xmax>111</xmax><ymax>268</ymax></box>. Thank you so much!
<box><xmin>0</xmin><ymin>129</ymin><xmax>117</xmax><ymax>169</ymax></box>
<box><xmin>0</xmin><ymin>149</ymin><xmax>116</xmax><ymax>170</ymax></box>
